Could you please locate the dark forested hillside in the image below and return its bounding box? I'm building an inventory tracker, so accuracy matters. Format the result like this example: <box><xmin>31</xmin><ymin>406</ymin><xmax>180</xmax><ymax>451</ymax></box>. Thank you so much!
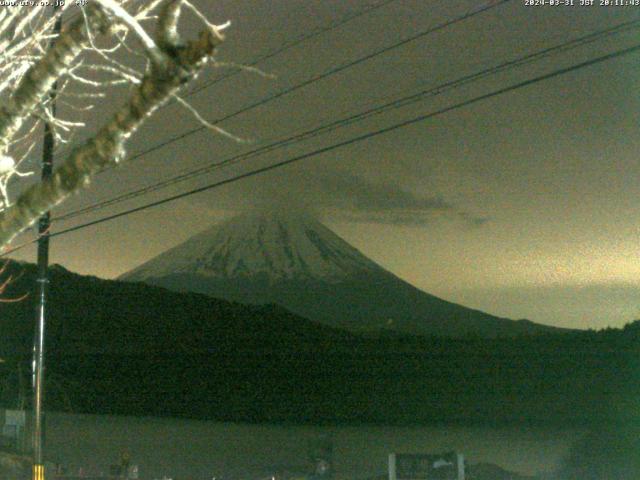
<box><xmin>0</xmin><ymin>261</ymin><xmax>637</xmax><ymax>427</ymax></box>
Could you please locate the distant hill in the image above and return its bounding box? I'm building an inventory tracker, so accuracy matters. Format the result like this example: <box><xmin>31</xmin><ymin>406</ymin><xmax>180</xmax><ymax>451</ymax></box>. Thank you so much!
<box><xmin>0</xmin><ymin>260</ymin><xmax>637</xmax><ymax>427</ymax></box>
<box><xmin>121</xmin><ymin>210</ymin><xmax>567</xmax><ymax>338</ymax></box>
<box><xmin>0</xmin><ymin>261</ymin><xmax>357</xmax><ymax>357</ymax></box>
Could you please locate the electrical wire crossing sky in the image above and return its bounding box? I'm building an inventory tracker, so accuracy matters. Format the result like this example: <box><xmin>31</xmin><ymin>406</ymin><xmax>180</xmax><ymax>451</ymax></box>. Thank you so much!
<box><xmin>7</xmin><ymin>0</ymin><xmax>640</xmax><ymax>330</ymax></box>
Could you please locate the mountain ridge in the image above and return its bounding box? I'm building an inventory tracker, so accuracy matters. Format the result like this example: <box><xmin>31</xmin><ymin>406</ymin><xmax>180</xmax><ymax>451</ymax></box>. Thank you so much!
<box><xmin>121</xmin><ymin>210</ymin><xmax>568</xmax><ymax>338</ymax></box>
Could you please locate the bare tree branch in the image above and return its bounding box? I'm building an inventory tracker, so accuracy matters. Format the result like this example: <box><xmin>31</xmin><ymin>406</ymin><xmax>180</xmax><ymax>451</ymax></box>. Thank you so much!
<box><xmin>0</xmin><ymin>4</ymin><xmax>113</xmax><ymax>155</ymax></box>
<box><xmin>0</xmin><ymin>0</ymin><xmax>227</xmax><ymax>249</ymax></box>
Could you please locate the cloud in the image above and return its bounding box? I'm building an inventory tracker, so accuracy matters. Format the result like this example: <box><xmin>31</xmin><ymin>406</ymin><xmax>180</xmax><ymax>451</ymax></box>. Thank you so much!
<box><xmin>313</xmin><ymin>172</ymin><xmax>488</xmax><ymax>227</ymax></box>
<box><xmin>195</xmin><ymin>169</ymin><xmax>488</xmax><ymax>227</ymax></box>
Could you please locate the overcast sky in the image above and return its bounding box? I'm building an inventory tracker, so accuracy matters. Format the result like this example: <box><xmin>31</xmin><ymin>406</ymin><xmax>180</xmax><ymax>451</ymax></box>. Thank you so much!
<box><xmin>8</xmin><ymin>0</ymin><xmax>640</xmax><ymax>329</ymax></box>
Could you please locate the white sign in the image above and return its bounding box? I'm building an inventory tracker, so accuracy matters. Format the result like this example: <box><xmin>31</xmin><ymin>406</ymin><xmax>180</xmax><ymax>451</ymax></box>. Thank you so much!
<box><xmin>4</xmin><ymin>409</ymin><xmax>26</xmax><ymax>426</ymax></box>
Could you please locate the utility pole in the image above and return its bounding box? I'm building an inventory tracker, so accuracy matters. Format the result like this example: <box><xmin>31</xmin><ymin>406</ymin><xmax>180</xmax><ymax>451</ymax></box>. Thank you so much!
<box><xmin>32</xmin><ymin>6</ymin><xmax>62</xmax><ymax>480</ymax></box>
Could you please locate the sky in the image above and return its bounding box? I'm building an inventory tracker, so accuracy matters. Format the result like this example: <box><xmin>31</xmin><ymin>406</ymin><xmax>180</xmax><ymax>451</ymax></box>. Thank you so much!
<box><xmin>6</xmin><ymin>0</ymin><xmax>640</xmax><ymax>329</ymax></box>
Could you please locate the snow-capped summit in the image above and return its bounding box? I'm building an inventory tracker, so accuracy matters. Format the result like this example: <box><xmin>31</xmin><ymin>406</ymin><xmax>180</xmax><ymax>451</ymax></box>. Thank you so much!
<box><xmin>121</xmin><ymin>209</ymin><xmax>562</xmax><ymax>337</ymax></box>
<box><xmin>124</xmin><ymin>209</ymin><xmax>381</xmax><ymax>283</ymax></box>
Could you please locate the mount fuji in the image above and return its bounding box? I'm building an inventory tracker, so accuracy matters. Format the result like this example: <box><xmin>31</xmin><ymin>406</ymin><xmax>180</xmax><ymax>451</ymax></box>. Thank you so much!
<box><xmin>121</xmin><ymin>210</ymin><xmax>562</xmax><ymax>337</ymax></box>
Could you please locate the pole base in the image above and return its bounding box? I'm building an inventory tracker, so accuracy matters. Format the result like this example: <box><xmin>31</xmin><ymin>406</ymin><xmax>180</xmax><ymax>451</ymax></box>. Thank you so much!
<box><xmin>32</xmin><ymin>463</ymin><xmax>45</xmax><ymax>480</ymax></box>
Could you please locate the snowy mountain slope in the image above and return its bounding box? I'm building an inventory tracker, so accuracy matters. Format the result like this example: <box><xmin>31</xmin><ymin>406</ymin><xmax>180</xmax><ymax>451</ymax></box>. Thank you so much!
<box><xmin>121</xmin><ymin>210</ymin><xmax>564</xmax><ymax>337</ymax></box>
<box><xmin>124</xmin><ymin>211</ymin><xmax>381</xmax><ymax>282</ymax></box>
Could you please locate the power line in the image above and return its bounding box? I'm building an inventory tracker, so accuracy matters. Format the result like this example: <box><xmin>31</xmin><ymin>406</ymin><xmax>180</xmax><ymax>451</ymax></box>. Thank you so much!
<box><xmin>36</xmin><ymin>42</ymin><xmax>640</xmax><ymax>243</ymax></box>
<box><xmin>1</xmin><ymin>0</ymin><xmax>509</xmax><ymax>256</ymax></box>
<box><xmin>53</xmin><ymin>0</ymin><xmax>402</xmax><ymax>159</ymax></box>
<box><xmin>54</xmin><ymin>18</ymin><xmax>640</xmax><ymax>223</ymax></box>
<box><xmin>185</xmin><ymin>0</ymin><xmax>401</xmax><ymax>97</ymax></box>
<box><xmin>92</xmin><ymin>0</ymin><xmax>512</xmax><ymax>176</ymax></box>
